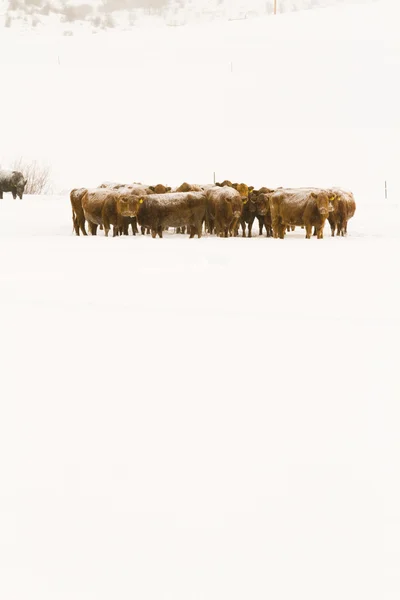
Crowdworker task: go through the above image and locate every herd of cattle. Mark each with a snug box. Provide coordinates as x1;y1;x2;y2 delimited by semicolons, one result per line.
0;169;356;239
70;180;356;239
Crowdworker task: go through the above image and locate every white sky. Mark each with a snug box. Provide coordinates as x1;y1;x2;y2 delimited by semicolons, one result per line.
0;0;399;197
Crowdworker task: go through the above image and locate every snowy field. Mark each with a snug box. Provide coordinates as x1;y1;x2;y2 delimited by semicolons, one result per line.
0;193;399;599
1;0;400;598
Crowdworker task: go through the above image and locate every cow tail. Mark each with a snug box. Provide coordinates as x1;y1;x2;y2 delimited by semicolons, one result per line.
71;206;76;235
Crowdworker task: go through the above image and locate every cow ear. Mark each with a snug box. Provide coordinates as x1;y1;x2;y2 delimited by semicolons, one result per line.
249;186;254;192
215;182;221;187
166;187;171;192
149;186;155;192
232;183;238;189
311;192;317;198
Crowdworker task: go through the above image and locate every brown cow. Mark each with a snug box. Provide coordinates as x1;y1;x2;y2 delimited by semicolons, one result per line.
215;180;233;188
215;181;254;235
269;189;333;239
175;182;214;193
98;181;126;189
206;186;243;237
82;188;141;237
99;183;154;234
149;184;172;194
240;191;257;237
328;188;356;236
250;189;274;237
137;191;207;239
70;188;88;236
99;182;153;195
176;182;203;193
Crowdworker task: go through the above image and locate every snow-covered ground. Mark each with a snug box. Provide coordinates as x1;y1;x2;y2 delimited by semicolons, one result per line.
1;0;400;597
0;194;399;599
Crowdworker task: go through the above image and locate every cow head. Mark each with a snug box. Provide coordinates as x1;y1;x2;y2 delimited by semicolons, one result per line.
255;192;270;216
311;191;332;216
232;183;253;203
216;180;233;188
17;177;27;198
246;190;258;213
327;191;338;212
150;184;171;194
116;192;141;217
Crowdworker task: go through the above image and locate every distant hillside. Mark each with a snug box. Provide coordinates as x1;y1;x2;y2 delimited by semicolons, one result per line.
1;0;374;32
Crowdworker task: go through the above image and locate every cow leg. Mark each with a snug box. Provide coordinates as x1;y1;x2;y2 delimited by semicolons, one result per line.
12;191;17;200
151;228;157;238
78;216;87;235
305;224;313;239
0;191;3;200
248;215;255;238
317;227;324;239
72;213;80;236
157;225;163;238
271;213;280;239
90;223;98;236
312;227;317;236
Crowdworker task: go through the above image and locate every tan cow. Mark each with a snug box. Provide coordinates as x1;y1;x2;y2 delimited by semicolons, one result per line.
269;188;333;239
328;188;356;236
206;186;243;237
250;188;275;237
137;192;207;239
82;188;141;237
70;188;88;236
149;184;172;194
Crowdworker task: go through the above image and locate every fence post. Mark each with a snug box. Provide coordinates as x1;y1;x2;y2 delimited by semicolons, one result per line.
213;172;216;184
385;180;387;199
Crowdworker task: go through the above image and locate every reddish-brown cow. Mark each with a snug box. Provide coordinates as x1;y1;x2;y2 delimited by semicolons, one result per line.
328;188;356;236
206;186;243;237
137;192;207;239
269;188;333;239
82;188;141;237
70;187;88;236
